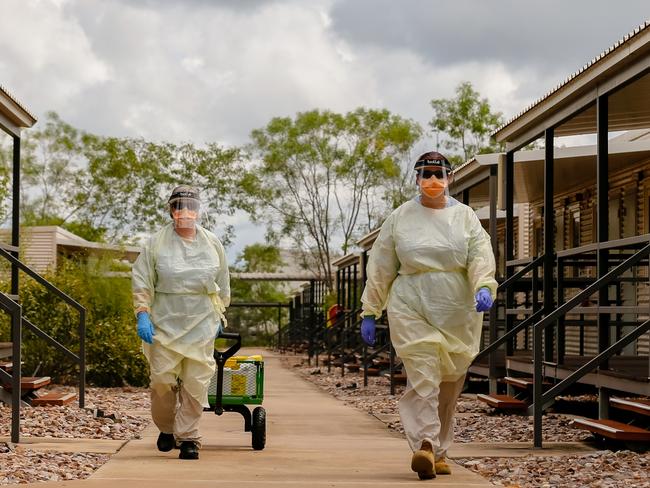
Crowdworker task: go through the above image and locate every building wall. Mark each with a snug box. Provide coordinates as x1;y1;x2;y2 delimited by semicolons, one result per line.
0;227;57;274
523;156;650;356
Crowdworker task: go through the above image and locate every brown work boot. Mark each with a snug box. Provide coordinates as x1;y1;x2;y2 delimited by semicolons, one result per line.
411;440;436;480
435;457;451;475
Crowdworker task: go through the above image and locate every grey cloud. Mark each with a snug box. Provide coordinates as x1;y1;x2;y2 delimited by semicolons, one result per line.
112;0;287;11
330;0;650;74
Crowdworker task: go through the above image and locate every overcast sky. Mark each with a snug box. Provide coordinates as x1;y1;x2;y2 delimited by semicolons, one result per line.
1;0;649;258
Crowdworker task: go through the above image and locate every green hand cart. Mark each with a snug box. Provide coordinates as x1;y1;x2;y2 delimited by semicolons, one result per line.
207;332;266;450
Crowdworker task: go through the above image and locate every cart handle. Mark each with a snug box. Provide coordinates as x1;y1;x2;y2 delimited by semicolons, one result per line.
214;331;242;362
213;331;242;415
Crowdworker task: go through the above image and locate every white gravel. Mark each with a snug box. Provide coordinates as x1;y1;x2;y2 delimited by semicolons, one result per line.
456;451;650;488
0;386;151;485
0;386;150;440
0;445;109;485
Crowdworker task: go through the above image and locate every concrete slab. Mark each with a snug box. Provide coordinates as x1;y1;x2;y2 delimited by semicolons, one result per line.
1;436;126;454
19;349;491;487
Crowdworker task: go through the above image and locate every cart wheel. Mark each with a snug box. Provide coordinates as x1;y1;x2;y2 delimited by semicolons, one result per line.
252;406;266;450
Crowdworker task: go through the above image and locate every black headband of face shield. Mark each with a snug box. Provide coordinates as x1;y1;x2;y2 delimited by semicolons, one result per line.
169;190;199;201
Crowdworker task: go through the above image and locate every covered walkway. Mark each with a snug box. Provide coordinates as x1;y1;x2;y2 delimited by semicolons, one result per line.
19;350;489;487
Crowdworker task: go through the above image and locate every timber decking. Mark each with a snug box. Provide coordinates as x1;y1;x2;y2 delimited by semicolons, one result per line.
571;418;650;441
506;354;649;396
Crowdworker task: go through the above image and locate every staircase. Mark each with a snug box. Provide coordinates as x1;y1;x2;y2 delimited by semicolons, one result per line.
0;244;87;444
571;397;650;443
0;354;77;407
477;376;552;412
477;374;650;447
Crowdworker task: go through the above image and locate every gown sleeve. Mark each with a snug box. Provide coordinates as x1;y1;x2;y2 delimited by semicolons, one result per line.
361;212;400;318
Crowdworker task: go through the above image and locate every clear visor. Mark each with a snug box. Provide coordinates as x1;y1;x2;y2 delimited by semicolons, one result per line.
416;167;450;200
169;197;201;228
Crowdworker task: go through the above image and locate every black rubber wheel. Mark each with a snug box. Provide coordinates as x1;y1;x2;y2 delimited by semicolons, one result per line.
251;406;266;450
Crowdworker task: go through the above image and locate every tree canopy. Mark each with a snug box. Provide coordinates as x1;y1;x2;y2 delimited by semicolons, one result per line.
12;112;241;244
429;81;504;166
238;108;422;290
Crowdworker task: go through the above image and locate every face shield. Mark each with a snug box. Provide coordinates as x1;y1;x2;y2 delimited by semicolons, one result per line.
169;196;201;229
417;167;450;200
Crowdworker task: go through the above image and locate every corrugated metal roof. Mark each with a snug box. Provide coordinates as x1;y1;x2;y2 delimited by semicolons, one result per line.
494;20;650;137
0;84;37;123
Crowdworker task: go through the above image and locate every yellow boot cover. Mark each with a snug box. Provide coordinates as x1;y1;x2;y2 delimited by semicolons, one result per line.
411;441;435;480
434;458;451;475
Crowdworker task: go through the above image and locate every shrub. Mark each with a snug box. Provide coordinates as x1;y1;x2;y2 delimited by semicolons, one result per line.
0;258;149;386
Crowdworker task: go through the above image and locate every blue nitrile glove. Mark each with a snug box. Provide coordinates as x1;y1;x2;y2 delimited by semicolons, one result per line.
215;321;222;340
475;288;494;312
360;316;376;346
137;312;155;344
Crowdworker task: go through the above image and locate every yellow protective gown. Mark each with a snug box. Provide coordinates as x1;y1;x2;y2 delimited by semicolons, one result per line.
132;223;230;406
361;198;497;397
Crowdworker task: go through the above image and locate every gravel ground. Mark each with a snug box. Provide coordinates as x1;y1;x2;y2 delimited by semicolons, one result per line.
287;356;650;487
0;444;109;485
0;386;150;485
456;451;650;488
0;386;150;440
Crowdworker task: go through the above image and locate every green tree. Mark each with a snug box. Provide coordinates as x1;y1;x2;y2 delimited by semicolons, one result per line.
429;82;504;166
227;244;288;344
17;112;241;244
239;108;421;290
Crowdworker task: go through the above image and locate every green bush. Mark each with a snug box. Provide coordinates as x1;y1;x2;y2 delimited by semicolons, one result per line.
0;258;149;386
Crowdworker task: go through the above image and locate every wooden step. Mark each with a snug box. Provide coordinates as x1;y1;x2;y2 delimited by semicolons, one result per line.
0;361;12;372
571;418;650;441
344;363;360;372
503;376;552;390
2;376;51;391
383;372;407;385
31;392;76;406
477;393;528;410
610;398;650;417
366;367;380;377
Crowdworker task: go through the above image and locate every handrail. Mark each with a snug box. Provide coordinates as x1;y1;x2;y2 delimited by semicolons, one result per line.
506;256;535;267
498;256;544;291
0;291;22;443
528;242;650;448
473;309;544;363
22;317;80;363
472;255;543;369
0;248;85;312
529;318;650;414
0;247;86;412
533;243;650;334
556;233;650;258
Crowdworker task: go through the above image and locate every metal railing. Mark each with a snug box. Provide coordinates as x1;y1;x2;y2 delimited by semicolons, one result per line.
473;256;545;365
528;242;650;447
0;247;86;443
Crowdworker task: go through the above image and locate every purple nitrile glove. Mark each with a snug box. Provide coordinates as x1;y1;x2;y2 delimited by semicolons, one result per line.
137;311;155;344
360;316;376;346
475;288;494;312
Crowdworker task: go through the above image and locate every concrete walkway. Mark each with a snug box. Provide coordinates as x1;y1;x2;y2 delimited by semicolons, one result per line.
20;349;491;487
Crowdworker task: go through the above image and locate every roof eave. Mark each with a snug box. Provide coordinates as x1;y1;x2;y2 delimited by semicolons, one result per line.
493;21;650;147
